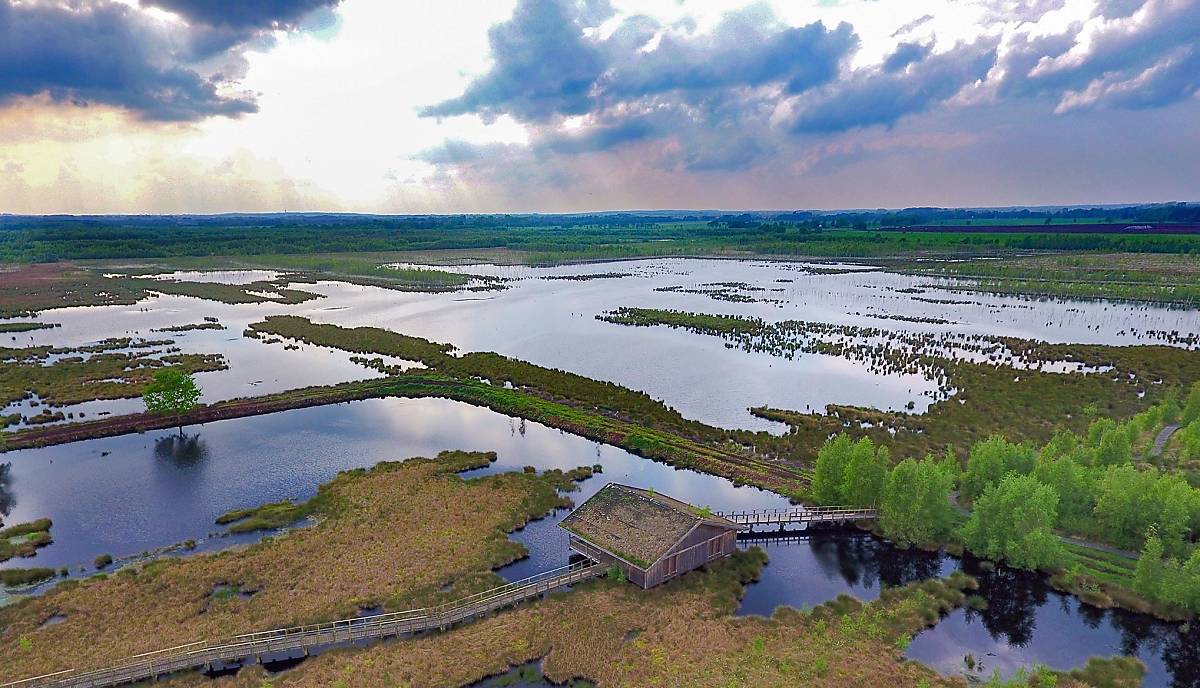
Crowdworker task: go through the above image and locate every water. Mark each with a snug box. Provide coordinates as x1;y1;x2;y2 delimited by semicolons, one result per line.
0;399;1194;686
4;260;1200;684
735;530;957;616
0;293;405;426
906;561;1199;688
7;258;1197;434
0;398;651;570
467;661;592;688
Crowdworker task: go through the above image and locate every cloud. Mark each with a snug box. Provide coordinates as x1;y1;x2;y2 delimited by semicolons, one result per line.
883;42;933;72
540;116;658;154
421;0;856;123
1003;0;1200;111
407;0;1200;204
790;39;998;134
415;140;526;165
419;0;611;121
600;9;857;101
1055;44;1200;111
0;0;340;122
419;0;858;175
144;0;339;30
0;1;258;121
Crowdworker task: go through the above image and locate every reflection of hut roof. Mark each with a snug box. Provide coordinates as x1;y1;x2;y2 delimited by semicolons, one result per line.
559;483;742;568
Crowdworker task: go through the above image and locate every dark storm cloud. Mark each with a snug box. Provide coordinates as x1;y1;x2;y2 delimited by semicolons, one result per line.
141;0;342;57
143;0;339;30
0;0;338;121
0;0;256;121
882;42;932;73
419;0;611;121
420;0;856;122
790;40;998;134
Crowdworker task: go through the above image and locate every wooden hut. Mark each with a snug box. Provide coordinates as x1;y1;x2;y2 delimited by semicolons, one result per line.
559;483;745;589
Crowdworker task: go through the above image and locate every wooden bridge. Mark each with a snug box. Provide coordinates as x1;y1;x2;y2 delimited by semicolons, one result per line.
717;505;878;529
1;560;602;688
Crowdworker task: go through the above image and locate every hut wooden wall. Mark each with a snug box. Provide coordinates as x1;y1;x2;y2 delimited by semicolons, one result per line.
569;525;739;589
643;524;738;589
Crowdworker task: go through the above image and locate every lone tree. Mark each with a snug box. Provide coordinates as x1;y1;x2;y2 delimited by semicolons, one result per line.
143;369;201;435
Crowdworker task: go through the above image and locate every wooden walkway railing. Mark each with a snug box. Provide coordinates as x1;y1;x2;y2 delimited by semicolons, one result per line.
718;505;877;527
2;560;602;688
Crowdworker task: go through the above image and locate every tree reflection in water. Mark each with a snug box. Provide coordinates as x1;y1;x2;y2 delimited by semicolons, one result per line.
0;462;14;519
153;434;209;466
806;530;945;591
964;563;1047;647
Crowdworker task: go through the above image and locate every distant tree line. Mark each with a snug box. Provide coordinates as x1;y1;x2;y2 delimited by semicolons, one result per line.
3;202;1199;263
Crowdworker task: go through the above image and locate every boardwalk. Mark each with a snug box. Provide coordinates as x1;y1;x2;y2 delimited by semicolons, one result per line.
2;561;602;688
1151;424;1181;457
717;505;877;528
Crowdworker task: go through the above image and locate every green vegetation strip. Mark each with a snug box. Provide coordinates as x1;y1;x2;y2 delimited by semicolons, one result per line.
3;371;805;497
246;316;807;494
811;386;1200;619
903;253;1200;306
0;322;56;333
0;338;226;409
6;212;1200;266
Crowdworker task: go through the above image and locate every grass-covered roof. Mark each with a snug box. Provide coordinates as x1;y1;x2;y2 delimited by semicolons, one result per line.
559;483;740;569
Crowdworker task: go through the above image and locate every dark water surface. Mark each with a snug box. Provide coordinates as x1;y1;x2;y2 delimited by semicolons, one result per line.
1;399;1195;686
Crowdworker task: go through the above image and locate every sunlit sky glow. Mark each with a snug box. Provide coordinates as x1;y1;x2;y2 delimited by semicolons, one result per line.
1;0;1198;213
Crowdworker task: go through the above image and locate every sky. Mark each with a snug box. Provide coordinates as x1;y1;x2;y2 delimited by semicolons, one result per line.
0;0;1198;214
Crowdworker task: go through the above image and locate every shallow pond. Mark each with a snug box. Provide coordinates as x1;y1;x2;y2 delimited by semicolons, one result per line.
0;399;1194;686
466;661;592;688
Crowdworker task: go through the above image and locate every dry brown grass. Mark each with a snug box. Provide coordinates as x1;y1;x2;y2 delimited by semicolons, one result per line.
0;451;582;679
160;554;988;688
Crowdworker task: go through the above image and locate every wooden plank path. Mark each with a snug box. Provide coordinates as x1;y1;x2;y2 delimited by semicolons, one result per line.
718;505;878;527
2;560;602;688
1151;423;1181;457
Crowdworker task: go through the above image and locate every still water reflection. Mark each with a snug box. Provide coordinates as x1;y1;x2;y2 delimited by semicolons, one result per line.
7;259;1198;434
0;399;1194;686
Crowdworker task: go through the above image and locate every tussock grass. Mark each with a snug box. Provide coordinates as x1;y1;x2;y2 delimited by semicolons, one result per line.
125;278;320;305
215;500;311;534
0;518;53;562
0;568;54;587
0;264;146;318
907;253;1200;306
